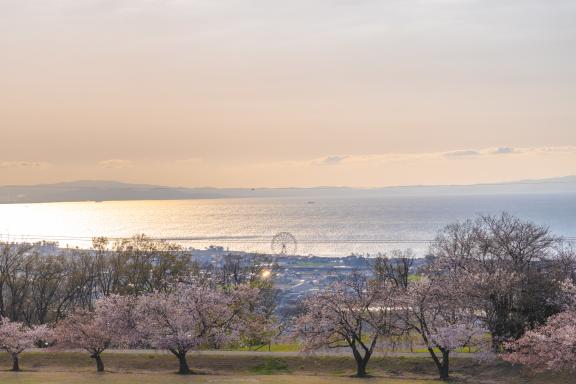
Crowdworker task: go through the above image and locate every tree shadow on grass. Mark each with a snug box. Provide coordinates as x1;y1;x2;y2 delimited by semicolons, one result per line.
249;358;290;375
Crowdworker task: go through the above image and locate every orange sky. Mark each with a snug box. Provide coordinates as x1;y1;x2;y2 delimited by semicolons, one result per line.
1;0;575;187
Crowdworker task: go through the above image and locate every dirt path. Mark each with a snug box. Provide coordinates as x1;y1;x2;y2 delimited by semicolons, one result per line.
28;348;476;358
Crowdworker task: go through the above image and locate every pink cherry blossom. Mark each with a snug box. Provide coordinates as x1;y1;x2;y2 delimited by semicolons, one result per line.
504;310;576;372
53;294;135;372
0;317;50;371
398;276;489;380
136;283;259;374
294;273;400;377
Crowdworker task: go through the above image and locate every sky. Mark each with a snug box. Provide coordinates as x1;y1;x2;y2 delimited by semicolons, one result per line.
1;0;575;188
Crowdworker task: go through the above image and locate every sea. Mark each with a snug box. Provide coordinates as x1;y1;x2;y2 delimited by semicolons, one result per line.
0;194;574;257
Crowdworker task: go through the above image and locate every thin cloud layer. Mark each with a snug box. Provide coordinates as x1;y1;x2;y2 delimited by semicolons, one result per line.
0;161;50;168
443;150;481;158
313;155;350;166
1;146;575;188
308;146;576;166
98;159;134;169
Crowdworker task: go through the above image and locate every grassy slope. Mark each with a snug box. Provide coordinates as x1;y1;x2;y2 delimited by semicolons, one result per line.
0;372;439;384
0;352;571;384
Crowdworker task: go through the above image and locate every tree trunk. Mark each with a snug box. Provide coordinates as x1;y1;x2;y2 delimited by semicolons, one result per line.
351;344;371;378
177;352;191;375
11;353;20;372
356;358;368;378
91;353;104;372
427;347;450;381
491;334;501;353
439;350;450;381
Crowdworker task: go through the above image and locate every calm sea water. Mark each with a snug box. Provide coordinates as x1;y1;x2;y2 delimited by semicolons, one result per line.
0;194;574;257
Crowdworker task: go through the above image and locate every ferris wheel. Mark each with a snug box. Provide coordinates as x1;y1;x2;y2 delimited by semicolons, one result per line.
271;232;297;255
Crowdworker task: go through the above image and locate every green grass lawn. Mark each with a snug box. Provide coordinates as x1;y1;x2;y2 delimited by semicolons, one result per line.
0;351;571;384
230;342;460;354
231;343;301;352
0;372;440;384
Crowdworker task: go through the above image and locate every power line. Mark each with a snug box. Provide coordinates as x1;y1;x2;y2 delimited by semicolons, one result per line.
0;234;434;244
1;233;575;244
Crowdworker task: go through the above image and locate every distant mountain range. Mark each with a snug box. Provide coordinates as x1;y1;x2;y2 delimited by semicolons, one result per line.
1;176;575;204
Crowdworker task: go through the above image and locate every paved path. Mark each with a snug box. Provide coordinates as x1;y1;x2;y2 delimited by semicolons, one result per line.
29;348;476;358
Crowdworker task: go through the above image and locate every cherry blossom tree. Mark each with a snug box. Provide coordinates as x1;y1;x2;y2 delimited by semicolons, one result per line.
431;213;569;352
294;273;399;377
503;279;576;372
0;317;50;371
136;283;258;374
238;306;279;351
54;294;136;372
399;276;488;380
503;310;576;372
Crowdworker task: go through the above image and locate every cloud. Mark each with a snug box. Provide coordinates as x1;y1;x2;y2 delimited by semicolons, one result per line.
489;146;516;155
443;149;481;158
312;155;350;166
246;146;576;178
309;146;576;166
98;159;134;169
0;161;50;168
442;146;522;158
442;146;576;159
525;146;576;154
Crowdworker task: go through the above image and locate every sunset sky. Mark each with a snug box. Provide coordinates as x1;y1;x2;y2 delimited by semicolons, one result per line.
1;0;575;188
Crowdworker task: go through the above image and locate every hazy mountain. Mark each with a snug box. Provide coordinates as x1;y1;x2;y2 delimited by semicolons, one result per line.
0;176;575;204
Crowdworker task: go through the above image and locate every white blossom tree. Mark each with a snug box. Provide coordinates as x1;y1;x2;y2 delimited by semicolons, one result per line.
503;279;576;372
0;317;50;371
399;276;488;380
54;294;136;372
503;310;576;372
430;213;568;352
136;283;258;374
294;273;400;377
